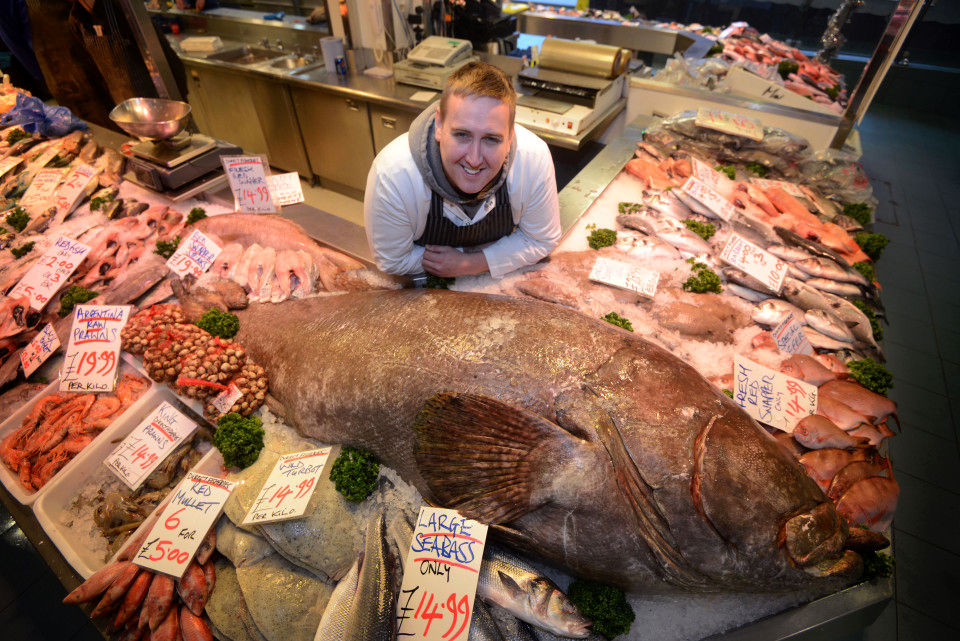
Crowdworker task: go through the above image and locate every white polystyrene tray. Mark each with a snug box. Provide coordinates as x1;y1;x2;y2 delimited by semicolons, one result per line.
34;392;225;579
0;354;156;505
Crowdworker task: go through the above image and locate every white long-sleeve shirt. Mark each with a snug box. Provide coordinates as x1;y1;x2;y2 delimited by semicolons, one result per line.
363;123;561;279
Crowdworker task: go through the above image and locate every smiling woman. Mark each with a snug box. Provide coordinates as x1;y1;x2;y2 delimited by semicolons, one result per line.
363;61;561;280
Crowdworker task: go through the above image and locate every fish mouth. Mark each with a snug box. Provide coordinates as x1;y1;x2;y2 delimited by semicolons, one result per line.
780;502;847;568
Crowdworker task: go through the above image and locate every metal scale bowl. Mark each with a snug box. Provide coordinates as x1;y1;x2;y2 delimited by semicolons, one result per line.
109;98;239;198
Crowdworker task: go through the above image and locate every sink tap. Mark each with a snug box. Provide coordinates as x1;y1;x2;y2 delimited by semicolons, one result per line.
276;39;284;52
260;37;270;49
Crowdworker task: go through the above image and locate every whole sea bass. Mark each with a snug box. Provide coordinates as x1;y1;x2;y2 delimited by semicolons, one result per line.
234;290;860;592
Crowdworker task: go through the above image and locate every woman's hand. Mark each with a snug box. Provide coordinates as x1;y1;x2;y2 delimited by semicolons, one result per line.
422;245;488;277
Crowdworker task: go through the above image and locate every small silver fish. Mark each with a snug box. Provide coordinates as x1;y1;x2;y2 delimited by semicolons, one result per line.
722;267;777;296
805;277;864;297
727;282;770;303
767;244;814;263
673;189;718;219
794;257;868;286
803;326;862;353
478;547;591;638
343;513;394;641
314;556;361;641
469;599;507;641
781;277;836;314
804;309;855;343
752;299;805;327
818;291;883;357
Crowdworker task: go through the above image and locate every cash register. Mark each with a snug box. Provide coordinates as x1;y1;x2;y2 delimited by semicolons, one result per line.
395;36;479;90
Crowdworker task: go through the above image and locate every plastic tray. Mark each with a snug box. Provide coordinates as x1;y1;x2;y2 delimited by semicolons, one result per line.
34;390;225;579
0;355;156;505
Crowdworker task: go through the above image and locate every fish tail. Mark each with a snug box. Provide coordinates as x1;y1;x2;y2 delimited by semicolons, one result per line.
413;392;570;525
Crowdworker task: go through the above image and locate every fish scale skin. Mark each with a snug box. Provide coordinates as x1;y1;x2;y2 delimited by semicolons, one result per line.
234;290;856;593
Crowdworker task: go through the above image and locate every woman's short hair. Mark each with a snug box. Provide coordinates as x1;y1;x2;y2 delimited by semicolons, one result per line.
439;61;516;123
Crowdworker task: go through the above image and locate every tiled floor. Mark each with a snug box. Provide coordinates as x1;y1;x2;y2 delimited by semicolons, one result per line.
1;103;957;639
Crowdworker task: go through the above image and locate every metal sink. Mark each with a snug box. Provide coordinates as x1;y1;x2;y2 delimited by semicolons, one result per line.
270;55;319;70
206;46;282;65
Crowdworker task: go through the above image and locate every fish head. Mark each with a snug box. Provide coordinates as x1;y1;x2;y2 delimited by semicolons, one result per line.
504;573;592;637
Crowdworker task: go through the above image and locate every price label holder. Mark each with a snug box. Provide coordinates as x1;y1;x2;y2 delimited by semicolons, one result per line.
166;229;222;279
53;162;99;217
104;401;198;490
694;107;764;142
241;447;333;525
720;233;788;294
19;167;65;215
20;323;60;377
732;355;817;432
589;256;659;298
59;304;130;393
222;155;276;214
751;177;806;199
266;172;305;206
681;177;736;222
396;507;488;641
773;314;814;355
134;473;236;578
211;384;242;415
9;236;91;310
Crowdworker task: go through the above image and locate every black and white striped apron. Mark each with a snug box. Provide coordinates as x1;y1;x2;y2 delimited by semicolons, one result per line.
413;182;515;247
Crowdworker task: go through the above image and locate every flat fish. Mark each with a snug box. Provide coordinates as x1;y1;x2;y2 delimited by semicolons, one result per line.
205;558;268;641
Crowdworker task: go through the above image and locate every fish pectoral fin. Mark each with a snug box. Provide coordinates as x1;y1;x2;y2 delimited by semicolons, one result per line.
495;570;526;601
413;392;585;525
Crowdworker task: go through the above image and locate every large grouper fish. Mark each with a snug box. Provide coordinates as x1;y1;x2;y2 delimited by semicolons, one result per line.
234;289;861;593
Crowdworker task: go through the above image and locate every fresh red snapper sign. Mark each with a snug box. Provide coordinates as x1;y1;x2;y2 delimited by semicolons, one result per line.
396;507;488;641
134;472;235;578
720;233;788;294
105;401;198;491
733;355;817;432
59;305;130;393
222;155;276;214
241;447;332;525
9;236;91;310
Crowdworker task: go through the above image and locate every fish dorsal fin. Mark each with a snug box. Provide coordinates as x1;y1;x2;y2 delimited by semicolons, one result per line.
413;392;586;525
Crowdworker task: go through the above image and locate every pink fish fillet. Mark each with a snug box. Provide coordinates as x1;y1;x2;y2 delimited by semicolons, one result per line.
229;243;261;289
291;250;316;298
210;243;244;280
248;246;277;301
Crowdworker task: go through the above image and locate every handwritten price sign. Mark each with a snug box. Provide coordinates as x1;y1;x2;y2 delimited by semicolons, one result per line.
134;472;235;578
19;167;64;216
53;162;98;217
733;355;817;432
682;177;736;222
166;229;222;279
589;256;659;299
9;236;91;311
60;305;130;393
695;107;764;142
241;447;332;525
773;313;814;355
720;233;788;294
222;155;276;214
105;402;198;490
266;172;305;206
396;507;487;641
20;323;60;377
690;157;727;191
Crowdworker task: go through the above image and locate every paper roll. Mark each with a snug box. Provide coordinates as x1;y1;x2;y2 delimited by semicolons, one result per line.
320;37;345;74
538;38;623;79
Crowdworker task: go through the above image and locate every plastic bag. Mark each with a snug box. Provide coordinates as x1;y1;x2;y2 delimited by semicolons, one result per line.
0;93;87;137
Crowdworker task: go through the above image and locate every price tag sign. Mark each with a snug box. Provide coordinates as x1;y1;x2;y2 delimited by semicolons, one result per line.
773;314;814;355
396;507;488;641
222;155;276;214
59;305;130;393
105;402;198;490
589;256;659;298
212;384;242;415
241;448;332;525
0;156;21;179
751;177;806;199
9;236;91;310
19;167;64;215
733;355;817;432
682;177;736;221
166;229;222;279
266;172;305;206
695;107;764;142
52;162;98;217
134;472;235;578
690;157;726;190
20;323;60;377
720;233;788;294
